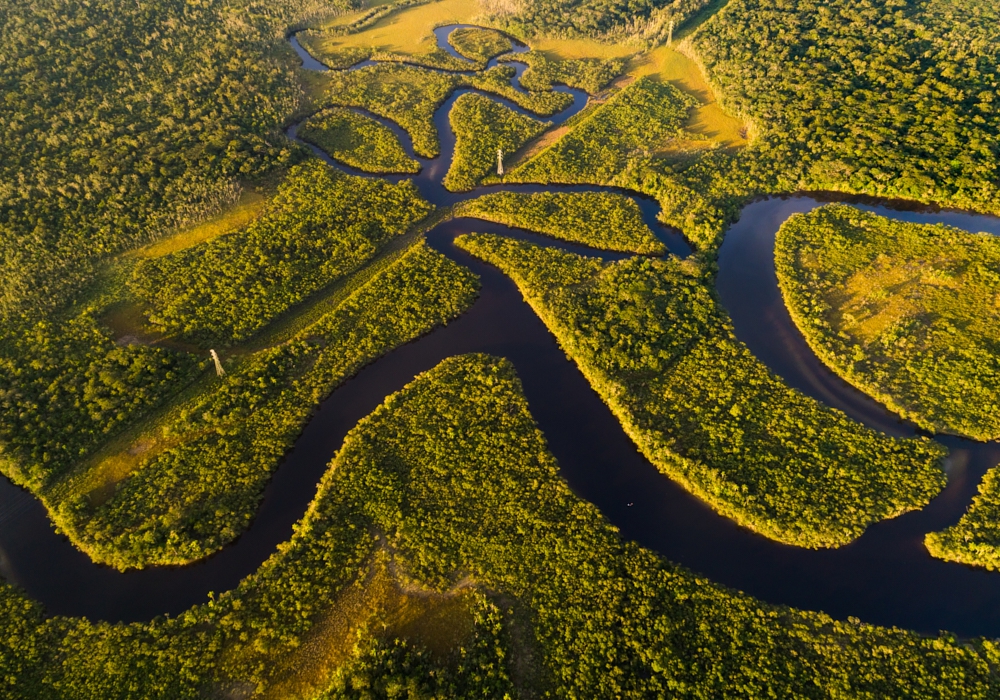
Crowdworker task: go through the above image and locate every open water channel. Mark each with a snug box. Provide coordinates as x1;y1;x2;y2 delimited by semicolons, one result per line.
2;26;1000;639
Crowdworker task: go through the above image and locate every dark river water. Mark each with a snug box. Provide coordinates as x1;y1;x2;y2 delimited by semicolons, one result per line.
3;26;1000;638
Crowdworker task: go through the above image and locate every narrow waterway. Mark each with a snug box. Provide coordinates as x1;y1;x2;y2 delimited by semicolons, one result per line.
3;26;1000;640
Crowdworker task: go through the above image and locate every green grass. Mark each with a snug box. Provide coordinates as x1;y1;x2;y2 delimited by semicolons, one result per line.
298;108;420;174
443;93;548;192
775;205;1000;441
457;191;665;254
2;354;994;699
457;232;947;548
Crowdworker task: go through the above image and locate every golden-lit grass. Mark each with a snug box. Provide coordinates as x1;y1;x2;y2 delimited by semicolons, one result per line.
259;556;476;700
314;0;480;59
134;189;268;259
628;44;746;148
528;36;641;61
829;253;963;345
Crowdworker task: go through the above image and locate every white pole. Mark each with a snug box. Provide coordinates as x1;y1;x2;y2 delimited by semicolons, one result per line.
668;19;674;46
210;349;225;377
497;148;504;177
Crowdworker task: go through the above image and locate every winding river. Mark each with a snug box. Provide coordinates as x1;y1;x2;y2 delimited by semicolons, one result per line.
3;26;1000;639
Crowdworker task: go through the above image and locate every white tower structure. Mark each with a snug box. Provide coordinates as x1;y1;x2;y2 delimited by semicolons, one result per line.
497;148;504;177
210;349;225;377
668;19;675;46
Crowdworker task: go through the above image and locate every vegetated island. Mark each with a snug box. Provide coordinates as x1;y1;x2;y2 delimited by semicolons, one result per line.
297;108;421;174
457;190;666;254
1;354;994;699
775;204;1000;441
456;232;947;548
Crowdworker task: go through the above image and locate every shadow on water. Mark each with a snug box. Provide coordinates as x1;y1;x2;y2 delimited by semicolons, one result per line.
5;27;1000;639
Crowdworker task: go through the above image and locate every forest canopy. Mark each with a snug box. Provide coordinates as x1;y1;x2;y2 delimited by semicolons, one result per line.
0;0;352;321
775;205;1000;441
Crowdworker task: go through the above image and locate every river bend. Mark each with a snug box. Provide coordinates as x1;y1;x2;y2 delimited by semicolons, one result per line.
2;26;1000;639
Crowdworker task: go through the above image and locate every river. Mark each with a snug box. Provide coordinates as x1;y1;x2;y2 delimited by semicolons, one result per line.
2;25;1000;639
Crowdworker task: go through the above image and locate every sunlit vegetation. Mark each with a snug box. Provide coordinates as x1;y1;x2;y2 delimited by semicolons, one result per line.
444;94;547;192
511;77;697;184
776;205;1000;441
690;0;1000;214
58;242;478;570
129;160;432;344
926;467;1000;572
316;63;570;159
298;107;420;174
626;43;747;148
297;0;483;71
457;233;947;548
132;186;271;260
1;354;993;699
448;26;512;63
504;50;625;94
318;64;458;158
0;318;201;491
0;0;345;321
487;0;717;40
457;191;665;253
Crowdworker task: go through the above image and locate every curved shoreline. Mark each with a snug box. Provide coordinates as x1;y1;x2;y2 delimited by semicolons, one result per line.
4;26;1000;640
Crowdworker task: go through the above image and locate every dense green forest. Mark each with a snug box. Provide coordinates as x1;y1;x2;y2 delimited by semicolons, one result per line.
129;161;431;344
448;27;512;63
503;51;626;94
5;0;1000;694
58;242;478;570
775;205;1000;441
457;191;665;253
298;108;420;174
317;63;570;160
685;0;1000;220
927;466;1000;572
444;94;547;191
488;0;718;41
458;233;947;548
511;77;697;185
2;355;995;699
0;0;352;322
0;319;201;491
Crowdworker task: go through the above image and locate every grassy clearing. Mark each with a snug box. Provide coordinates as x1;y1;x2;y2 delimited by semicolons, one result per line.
457;233;947;548
627;43;747;148
527;36;641;61
257;555;476;700
301;0;481;70
775;205;1000;441
133;188;270;260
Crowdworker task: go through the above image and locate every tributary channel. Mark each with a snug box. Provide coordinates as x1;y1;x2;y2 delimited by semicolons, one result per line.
2;26;1000;639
